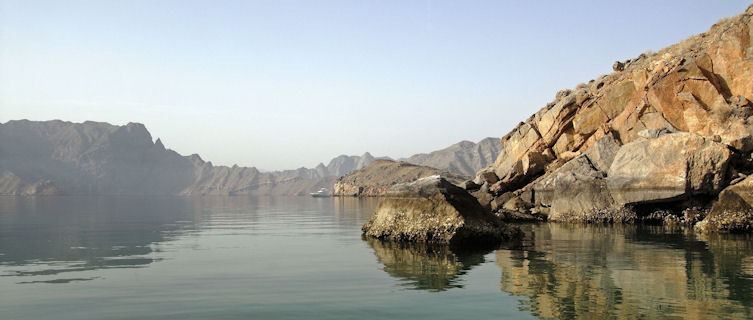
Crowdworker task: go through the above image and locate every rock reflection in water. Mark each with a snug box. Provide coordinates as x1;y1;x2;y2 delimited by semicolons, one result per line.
497;223;753;320
364;237;491;291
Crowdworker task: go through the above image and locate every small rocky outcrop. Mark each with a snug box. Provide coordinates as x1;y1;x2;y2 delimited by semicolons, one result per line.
362;176;520;245
334;160;468;197
0;171;61;195
696;175;753;233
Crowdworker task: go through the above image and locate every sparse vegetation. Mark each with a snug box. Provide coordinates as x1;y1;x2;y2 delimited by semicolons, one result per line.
715;16;734;27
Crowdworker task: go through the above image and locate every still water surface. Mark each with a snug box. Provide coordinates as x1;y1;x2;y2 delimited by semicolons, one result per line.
1;196;752;319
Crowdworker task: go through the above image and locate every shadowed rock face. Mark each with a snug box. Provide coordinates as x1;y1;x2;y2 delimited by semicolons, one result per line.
361;176;520;245
698;175;753;233
472;6;753;230
534;155;615;222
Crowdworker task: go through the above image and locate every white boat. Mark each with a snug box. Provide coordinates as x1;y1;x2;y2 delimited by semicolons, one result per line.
310;188;330;198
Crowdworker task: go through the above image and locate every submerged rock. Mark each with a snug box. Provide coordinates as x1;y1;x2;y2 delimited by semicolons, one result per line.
361;176;519;245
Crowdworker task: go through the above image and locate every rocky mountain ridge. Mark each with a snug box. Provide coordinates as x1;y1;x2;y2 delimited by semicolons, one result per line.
0;120;499;196
0;120;337;196
404;137;501;176
467;5;753;233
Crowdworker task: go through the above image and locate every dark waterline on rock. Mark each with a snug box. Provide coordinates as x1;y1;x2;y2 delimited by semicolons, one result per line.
1;196;752;319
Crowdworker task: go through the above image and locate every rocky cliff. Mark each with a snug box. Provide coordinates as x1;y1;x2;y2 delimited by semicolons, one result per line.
333;160;468;196
469;5;753;232
0;120;336;196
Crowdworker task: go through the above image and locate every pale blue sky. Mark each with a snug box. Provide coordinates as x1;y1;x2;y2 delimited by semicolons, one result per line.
1;1;750;170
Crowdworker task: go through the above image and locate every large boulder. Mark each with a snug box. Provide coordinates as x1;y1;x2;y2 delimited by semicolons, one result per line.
362;175;519;245
534;156;615;221
607;132;731;204
696;175;753;233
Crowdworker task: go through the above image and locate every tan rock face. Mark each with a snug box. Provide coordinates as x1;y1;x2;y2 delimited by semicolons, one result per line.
489;8;753;182
473;167;499;185
478;6;753;229
333;182;367;197
607;132;730;205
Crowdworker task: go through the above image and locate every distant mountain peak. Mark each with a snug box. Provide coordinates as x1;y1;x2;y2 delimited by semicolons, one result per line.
403;137;502;175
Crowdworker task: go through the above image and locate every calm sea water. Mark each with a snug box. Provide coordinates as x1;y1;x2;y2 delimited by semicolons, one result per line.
1;196;752;319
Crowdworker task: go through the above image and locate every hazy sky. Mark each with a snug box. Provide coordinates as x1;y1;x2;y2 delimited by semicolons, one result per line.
1;1;750;170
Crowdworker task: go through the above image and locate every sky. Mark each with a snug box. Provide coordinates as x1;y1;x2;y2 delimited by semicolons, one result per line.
1;0;751;170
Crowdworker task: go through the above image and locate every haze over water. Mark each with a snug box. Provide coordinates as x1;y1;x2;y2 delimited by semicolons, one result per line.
1;196;751;319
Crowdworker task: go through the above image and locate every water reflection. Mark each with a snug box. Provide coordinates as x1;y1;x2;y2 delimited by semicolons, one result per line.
364;237;491;291
0;196;202;281
0;195;379;285
497;223;753;319
332;196;380;226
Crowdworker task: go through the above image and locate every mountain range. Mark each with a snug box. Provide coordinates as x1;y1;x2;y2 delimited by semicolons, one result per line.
0;119;500;195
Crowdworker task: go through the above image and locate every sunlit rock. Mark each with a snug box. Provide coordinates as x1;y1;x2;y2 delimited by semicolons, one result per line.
362;176;520;245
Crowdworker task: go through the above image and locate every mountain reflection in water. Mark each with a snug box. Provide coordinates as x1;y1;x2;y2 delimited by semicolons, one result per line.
0;196;202;281
496;223;753;320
